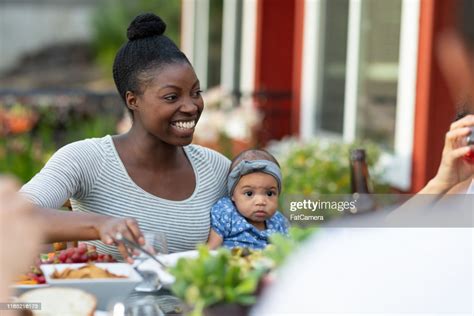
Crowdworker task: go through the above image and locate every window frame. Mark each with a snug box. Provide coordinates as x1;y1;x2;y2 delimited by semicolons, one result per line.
181;0;255;94
300;0;420;190
181;0;210;89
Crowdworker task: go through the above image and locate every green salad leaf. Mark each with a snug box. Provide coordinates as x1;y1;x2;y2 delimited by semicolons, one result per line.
169;227;317;316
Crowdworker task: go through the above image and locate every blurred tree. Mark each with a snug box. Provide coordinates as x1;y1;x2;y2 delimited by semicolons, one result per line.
90;0;181;80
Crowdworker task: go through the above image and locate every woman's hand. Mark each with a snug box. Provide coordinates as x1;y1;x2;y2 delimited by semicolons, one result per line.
96;216;145;263
426;114;474;193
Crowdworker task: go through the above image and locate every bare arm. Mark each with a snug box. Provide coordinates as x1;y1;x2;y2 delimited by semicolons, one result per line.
36;207;144;263
207;229;223;250
387;116;474;221
38;207;106;242
419;115;474;195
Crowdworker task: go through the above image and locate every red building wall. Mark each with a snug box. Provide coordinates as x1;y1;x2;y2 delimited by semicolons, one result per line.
411;0;457;192
253;0;296;144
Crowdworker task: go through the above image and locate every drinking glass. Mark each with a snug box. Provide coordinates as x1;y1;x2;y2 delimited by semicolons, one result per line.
143;231;168;255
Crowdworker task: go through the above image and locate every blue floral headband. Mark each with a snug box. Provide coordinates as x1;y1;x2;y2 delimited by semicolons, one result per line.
227;160;282;196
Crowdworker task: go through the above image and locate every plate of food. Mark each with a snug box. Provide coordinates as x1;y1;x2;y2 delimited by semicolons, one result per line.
12;244;116;295
12;264;49;295
137;250;205;288
40;263;142;310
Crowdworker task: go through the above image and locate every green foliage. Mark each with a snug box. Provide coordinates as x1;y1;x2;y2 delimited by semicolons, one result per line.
263;226;317;267
64;113;117;143
169;245;266;316
0;135;51;184
90;0;181;77
169;227;316;315
267;138;391;197
0;103;119;183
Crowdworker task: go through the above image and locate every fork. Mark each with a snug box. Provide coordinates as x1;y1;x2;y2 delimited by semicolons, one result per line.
115;232;167;269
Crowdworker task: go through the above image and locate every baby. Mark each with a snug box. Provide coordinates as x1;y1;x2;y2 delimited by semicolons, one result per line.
208;149;289;250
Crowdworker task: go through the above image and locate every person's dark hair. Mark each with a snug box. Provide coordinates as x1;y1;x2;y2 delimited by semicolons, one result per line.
454;100;471;121
113;13;190;114
455;0;474;119
459;0;474;48
230;149;281;171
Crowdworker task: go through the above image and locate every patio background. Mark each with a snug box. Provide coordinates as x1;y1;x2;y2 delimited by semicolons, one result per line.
0;0;459;193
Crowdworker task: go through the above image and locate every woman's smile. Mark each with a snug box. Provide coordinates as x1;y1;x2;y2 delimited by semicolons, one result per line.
170;119;197;137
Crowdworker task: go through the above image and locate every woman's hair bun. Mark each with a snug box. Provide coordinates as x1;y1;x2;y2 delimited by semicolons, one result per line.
127;13;166;41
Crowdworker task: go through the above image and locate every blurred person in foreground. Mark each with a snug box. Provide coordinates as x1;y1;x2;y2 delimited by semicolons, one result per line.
252;0;473;315
0;176;43;304
416;4;474;195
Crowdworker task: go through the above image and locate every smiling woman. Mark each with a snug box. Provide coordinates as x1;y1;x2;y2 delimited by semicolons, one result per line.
128;63;203;147
19;13;230;261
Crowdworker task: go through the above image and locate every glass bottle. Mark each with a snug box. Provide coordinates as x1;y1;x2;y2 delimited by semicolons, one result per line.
350;149;376;213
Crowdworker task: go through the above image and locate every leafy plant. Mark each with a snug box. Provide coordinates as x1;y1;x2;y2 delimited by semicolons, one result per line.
169;245;266;316
0;101;120;183
267;137;391;197
169;227;316;316
0;135;51;184
263;226;317;267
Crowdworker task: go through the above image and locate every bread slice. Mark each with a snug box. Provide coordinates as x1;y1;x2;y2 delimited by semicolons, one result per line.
19;287;96;316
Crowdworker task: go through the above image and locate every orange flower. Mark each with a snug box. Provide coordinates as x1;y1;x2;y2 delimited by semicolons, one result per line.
8;116;32;134
4;108;38;134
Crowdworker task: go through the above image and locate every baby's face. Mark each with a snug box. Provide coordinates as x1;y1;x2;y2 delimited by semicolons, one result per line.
231;172;279;225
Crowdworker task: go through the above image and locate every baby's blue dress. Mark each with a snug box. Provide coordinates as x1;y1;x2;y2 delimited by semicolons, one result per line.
210;196;289;249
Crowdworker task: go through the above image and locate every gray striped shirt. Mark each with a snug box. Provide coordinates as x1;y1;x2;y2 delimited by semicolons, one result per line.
21;135;230;256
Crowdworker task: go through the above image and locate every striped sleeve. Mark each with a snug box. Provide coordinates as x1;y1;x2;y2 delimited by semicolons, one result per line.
196;145;231;197
20;139;105;209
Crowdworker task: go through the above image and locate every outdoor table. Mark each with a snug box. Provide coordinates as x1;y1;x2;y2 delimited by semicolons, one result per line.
28;285;252;315
123;288;185;315
123;289;251;316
